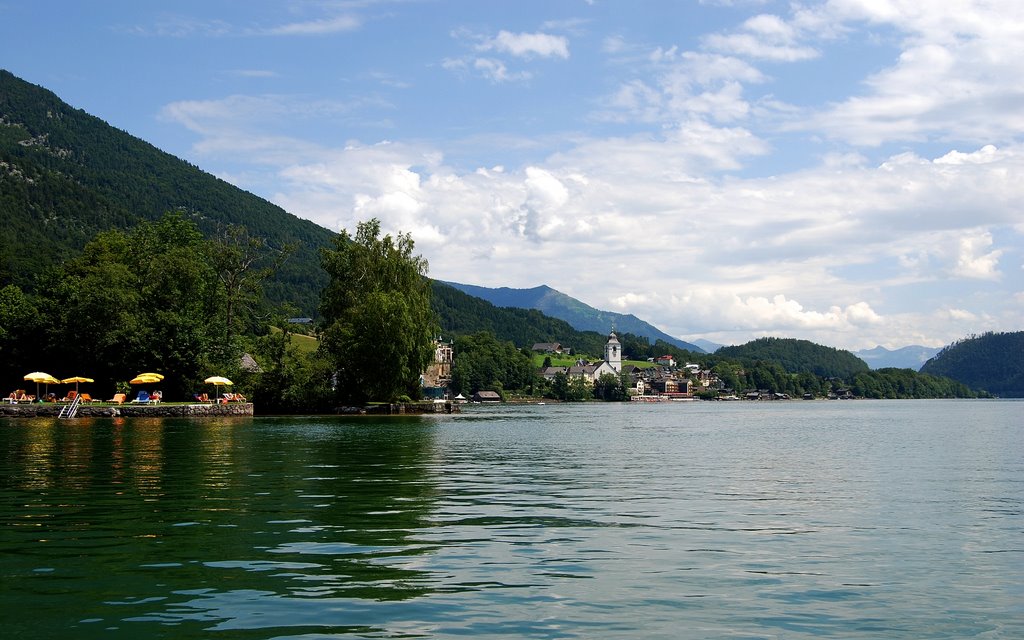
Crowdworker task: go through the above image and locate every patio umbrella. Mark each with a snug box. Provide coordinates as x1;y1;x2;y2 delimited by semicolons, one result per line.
137;372;165;381
24;372;60;400
130;373;163;384
204;376;233;401
61;376;94;395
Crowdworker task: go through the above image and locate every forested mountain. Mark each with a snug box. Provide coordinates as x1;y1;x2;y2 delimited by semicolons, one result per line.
443;281;705;353
716;337;869;380
432;281;609;355
920;331;1024;397
0;69;333;314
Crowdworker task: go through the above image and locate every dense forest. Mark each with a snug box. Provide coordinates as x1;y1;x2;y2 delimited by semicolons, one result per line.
920;331;1024;397
715;337;869;379
0;69;333;315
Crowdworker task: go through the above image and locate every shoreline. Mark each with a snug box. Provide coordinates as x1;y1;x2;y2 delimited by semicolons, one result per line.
0;402;254;418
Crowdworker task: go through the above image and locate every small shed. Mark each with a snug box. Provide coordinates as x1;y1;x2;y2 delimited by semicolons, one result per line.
472;391;502;403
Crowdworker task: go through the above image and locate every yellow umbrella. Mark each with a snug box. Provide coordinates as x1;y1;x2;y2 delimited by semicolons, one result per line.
204;376;233;401
24;372;60;400
130;375;162;385
137;372;165;381
61;376;95;395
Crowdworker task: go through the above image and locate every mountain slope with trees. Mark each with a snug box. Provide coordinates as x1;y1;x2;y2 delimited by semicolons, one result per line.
431;281;609;355
0;69;333;314
716;337;870;380
442;281;705;353
920;331;1024;397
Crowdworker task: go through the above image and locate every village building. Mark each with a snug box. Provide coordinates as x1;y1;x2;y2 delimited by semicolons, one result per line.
532;342;565;354
421;337;454;399
561;331;623;384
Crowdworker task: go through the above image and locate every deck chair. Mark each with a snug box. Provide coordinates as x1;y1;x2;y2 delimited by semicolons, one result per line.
60;390;78;403
150;390;162;403
231;392;246;403
79;393;94;403
131;390;150;404
4;391;17;404
108;393;126;405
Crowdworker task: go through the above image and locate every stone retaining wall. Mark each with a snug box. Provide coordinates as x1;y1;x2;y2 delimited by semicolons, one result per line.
0;403;253;418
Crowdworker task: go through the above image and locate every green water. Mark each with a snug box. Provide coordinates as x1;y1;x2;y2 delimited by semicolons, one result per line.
1;401;1021;638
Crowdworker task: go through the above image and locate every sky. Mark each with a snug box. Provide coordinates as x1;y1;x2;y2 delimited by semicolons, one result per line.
3;0;1023;351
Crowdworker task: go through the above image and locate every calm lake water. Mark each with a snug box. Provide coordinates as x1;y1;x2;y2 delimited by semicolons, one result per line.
1;400;1021;639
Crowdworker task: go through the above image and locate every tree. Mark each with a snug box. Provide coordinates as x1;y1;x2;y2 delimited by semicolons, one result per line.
35;213;225;399
449;331;536;396
250;312;334;413
211;224;295;347
549;371;569;400
0;284;44;381
319;219;438;404
593;372;627;401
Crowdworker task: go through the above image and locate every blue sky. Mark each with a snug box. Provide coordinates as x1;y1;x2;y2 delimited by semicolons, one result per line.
3;0;1023;350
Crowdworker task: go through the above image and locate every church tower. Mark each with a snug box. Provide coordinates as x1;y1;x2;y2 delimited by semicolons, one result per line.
604;331;621;372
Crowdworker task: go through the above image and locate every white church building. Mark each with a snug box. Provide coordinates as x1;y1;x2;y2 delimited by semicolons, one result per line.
565;331;622;383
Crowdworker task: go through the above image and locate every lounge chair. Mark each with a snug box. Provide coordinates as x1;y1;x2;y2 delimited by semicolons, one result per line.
60;390;78;403
150;390;162;403
4;391;18;404
131;391;150;404
79;393;94;403
196;393;212;403
230;392;246;403
108;393;126;405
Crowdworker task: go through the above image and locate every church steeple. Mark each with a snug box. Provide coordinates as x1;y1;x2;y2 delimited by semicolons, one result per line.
604;330;621;372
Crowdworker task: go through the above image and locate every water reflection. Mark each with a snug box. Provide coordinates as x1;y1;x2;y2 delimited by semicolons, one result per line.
1;403;1021;639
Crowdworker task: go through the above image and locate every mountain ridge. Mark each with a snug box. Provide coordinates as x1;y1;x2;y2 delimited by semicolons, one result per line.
442;281;705;353
854;345;941;370
0;68;335;314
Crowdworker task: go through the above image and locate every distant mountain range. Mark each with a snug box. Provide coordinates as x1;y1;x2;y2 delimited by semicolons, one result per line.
853;345;941;370
690;338;724;353
661;340;939;371
442;282;705;353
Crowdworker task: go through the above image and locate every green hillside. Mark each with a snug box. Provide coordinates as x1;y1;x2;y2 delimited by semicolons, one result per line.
716;337;869;380
0;69;333;314
920;331;1024;397
432;281;608;355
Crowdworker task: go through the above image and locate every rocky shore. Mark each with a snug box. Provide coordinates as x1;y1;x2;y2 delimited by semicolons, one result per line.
0;403;254;418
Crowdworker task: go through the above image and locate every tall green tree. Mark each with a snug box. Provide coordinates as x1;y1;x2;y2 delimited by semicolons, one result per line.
210;224;296;346
319;219;437;404
32;212;224;399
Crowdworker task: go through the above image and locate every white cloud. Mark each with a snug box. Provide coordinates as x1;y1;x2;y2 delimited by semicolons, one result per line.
473;57;531;83
795;1;1024;145
262;14;361;36
599;50;765;125
953;231;1003;280
703;13;819;61
478;30;570;59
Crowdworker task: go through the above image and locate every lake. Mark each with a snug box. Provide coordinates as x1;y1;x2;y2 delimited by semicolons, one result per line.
1;400;1021;638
